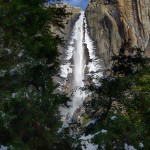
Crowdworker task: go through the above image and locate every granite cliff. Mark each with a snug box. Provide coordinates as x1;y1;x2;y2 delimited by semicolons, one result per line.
59;4;81;44
52;4;81;59
86;0;150;68
52;4;82;92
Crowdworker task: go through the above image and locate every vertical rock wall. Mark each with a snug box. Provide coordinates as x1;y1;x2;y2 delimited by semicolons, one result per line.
86;0;150;68
52;4;81;59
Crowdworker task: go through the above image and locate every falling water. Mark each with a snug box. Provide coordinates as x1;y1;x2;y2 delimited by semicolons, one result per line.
71;11;86;115
59;11;102;119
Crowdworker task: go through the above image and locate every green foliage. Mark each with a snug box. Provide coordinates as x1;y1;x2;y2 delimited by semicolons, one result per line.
81;114;90;127
83;41;150;149
111;40;148;76
0;0;71;149
90;112;149;149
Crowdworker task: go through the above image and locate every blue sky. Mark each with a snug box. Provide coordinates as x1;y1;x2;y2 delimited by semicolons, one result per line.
50;0;90;10
62;0;90;10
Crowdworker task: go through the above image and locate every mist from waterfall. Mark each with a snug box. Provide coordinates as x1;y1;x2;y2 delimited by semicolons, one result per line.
59;11;102;118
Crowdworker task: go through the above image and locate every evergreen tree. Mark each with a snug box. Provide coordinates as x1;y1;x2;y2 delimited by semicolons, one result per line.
82;41;150;149
0;0;70;149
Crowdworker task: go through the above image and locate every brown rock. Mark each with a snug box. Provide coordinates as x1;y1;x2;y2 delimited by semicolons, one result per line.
85;0;150;68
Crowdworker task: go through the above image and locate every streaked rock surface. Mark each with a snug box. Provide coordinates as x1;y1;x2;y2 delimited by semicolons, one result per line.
86;0;150;68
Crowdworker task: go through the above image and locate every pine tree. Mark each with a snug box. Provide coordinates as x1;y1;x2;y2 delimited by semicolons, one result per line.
82;41;150;149
0;0;70;149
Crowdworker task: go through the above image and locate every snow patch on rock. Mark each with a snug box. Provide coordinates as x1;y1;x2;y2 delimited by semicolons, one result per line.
101;129;107;134
111;116;117;120
80;132;100;150
0;145;7;150
124;143;137;150
139;142;144;148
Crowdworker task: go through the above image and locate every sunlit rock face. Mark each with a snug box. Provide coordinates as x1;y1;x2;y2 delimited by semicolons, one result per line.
86;0;150;68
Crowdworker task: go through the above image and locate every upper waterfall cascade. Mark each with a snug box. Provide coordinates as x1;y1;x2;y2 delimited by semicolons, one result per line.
59;11;102;118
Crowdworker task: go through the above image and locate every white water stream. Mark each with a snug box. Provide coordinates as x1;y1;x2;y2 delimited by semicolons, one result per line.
59;11;102;119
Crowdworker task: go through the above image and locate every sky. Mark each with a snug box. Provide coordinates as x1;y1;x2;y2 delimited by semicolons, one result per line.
62;0;90;10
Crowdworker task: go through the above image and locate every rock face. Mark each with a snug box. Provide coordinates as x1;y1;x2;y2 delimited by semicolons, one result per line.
64;5;82;42
86;0;150;68
52;4;82;58
52;4;82;93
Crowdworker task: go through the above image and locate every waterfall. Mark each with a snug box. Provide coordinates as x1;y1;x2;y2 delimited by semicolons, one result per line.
59;11;102;119
71;11;86;115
